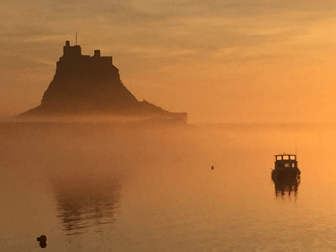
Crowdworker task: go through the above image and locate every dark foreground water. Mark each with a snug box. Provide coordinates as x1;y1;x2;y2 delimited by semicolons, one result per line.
1;121;336;252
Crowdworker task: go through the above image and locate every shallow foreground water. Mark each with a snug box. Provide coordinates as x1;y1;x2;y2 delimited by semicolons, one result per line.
1;122;336;252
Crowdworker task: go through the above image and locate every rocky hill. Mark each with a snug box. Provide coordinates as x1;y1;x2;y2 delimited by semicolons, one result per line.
20;41;187;122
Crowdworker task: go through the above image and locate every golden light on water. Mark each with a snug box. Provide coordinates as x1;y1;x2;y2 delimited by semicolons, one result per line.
3;1;336;250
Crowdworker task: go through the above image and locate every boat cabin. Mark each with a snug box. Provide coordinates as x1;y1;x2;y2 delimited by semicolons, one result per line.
274;154;298;170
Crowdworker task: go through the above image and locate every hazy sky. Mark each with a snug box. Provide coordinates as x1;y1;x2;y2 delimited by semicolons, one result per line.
2;0;336;123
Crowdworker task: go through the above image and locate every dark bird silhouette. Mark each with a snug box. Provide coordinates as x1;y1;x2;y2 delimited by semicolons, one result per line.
37;235;47;248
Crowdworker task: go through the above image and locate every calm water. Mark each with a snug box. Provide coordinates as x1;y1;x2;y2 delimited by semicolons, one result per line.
1;122;336;251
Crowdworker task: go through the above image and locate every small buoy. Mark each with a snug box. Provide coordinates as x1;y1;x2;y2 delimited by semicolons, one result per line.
211;166;214;170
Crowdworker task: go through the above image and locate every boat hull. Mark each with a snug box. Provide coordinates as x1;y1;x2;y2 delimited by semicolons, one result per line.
272;168;300;181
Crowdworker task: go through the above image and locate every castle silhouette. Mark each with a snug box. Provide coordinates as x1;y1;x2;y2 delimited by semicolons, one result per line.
20;41;187;122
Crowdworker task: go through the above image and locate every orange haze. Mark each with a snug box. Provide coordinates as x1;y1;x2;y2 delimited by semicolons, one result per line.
1;1;336;123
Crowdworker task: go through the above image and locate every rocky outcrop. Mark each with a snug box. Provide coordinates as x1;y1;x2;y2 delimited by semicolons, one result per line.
20;41;187;122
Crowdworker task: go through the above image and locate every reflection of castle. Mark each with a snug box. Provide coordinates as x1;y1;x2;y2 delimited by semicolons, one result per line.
52;176;121;236
20;41;187;122
272;177;300;198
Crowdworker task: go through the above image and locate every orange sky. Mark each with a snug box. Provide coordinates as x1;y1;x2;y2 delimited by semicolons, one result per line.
1;0;336;123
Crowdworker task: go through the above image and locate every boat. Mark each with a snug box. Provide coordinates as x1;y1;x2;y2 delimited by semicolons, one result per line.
271;153;301;181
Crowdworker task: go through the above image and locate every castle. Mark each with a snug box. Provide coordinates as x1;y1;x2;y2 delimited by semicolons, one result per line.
20;41;187;122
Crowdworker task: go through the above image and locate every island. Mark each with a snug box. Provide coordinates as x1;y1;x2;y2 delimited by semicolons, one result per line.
19;41;187;123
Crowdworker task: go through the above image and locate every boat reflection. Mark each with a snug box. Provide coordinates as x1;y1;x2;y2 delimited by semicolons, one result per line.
52;175;121;236
272;176;300;198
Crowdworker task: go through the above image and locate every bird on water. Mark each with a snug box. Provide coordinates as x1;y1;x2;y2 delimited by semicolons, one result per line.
37;235;47;248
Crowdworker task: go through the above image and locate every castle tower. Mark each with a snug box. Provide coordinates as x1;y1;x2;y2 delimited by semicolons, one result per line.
63;41;81;58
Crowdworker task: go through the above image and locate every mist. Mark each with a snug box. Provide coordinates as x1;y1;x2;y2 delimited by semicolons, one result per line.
3;121;336;251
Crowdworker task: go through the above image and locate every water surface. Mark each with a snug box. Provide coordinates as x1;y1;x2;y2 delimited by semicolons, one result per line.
1;122;336;251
